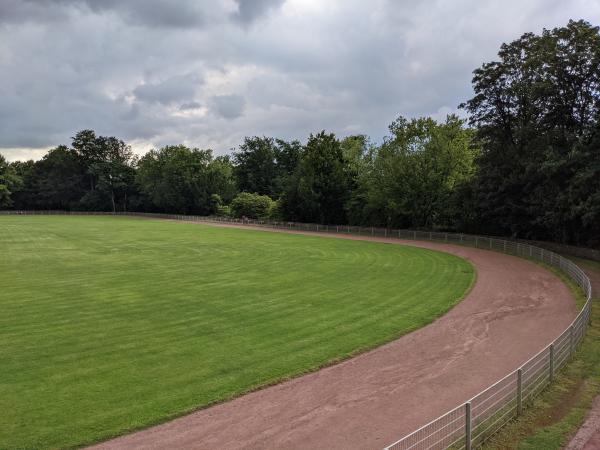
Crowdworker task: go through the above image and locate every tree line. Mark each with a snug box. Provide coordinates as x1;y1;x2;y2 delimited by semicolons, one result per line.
1;20;599;248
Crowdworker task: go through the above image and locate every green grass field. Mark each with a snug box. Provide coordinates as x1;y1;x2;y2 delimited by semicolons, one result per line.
0;215;475;449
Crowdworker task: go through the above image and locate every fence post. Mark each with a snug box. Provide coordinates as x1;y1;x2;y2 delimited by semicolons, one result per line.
465;402;472;450
517;368;523;416
475;236;478;247
549;345;555;382
570;325;574;356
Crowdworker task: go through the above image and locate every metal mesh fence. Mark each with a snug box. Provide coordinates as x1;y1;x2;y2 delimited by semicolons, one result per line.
0;210;593;449
388;404;467;450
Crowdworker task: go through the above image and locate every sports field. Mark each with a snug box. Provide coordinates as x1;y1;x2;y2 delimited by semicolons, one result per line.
0;216;475;449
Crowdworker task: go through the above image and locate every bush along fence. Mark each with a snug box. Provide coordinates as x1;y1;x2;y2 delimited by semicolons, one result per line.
1;210;593;449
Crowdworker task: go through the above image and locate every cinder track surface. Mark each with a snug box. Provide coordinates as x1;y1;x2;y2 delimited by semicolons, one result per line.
93;223;577;450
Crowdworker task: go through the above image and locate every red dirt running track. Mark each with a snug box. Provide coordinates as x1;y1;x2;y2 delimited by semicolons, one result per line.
92;224;577;450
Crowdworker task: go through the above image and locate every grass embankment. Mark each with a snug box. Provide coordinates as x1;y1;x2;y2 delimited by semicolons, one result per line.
483;257;600;450
0;215;474;449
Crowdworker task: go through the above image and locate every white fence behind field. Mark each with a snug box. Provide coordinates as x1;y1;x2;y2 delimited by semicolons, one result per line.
1;210;593;449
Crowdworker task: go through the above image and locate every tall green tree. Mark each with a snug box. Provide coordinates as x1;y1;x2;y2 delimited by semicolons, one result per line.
8;160;35;209
71;130;104;192
462;20;600;244
70;131;139;211
273;139;303;196
207;155;237;207
351;116;478;229
340;135;371;176
0;154;22;208
82;137;137;212
29;146;86;210
233;136;278;196
136;145;234;215
283;131;352;224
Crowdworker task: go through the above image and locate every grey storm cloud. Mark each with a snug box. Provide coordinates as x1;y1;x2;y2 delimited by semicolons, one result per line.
1;0;599;160
180;101;202;111
231;0;286;24
133;74;203;105
0;0;208;27
81;0;207;28
211;94;246;119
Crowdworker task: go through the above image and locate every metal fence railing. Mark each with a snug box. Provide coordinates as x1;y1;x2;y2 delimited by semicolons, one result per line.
0;211;593;449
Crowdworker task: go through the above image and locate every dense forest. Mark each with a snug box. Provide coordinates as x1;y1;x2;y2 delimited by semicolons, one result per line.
1;20;599;248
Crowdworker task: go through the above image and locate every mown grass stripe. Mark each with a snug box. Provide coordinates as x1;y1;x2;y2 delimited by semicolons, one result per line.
0;216;474;449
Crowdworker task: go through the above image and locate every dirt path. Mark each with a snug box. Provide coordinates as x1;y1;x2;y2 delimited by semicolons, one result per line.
564;263;600;450
91;224;577;450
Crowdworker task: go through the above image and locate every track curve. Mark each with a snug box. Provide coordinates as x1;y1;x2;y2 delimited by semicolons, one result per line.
92;224;577;450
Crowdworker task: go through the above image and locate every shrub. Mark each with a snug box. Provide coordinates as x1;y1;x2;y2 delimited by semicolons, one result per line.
230;192;275;219
216;204;231;217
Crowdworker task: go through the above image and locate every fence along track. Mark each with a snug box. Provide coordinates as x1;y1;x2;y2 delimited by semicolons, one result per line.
1;211;593;449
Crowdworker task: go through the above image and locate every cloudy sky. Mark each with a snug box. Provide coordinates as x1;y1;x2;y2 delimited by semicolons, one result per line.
2;0;600;161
